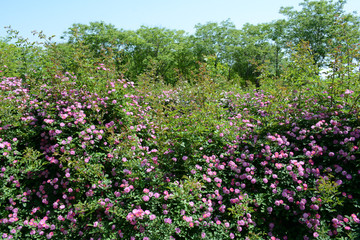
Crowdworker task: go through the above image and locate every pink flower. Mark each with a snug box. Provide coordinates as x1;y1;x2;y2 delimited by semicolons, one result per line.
46;232;54;239
142;196;150;202
344;89;354;94
164;218;172;224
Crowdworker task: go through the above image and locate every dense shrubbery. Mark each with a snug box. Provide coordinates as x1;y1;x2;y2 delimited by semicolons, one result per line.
1;49;360;239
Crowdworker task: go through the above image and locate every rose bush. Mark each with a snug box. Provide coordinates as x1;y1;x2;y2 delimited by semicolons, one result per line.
1;59;359;240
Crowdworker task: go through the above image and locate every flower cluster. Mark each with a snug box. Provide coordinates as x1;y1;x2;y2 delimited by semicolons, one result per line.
0;71;359;240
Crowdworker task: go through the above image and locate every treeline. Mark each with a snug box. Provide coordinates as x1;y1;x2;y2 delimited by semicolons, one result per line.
1;0;360;86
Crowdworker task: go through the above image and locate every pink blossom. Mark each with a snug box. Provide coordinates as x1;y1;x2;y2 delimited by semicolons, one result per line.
164;218;172;224
344;89;354;94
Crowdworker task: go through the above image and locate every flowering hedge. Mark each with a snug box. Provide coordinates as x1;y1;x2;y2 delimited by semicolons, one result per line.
0;66;359;240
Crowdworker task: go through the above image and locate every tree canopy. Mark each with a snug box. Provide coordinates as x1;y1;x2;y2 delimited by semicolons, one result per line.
1;0;359;86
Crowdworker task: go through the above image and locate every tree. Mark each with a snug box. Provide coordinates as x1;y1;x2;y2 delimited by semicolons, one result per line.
280;0;360;70
193;19;240;68
268;19;288;77
63;22;124;57
232;23;275;86
61;22;197;84
62;22;129;77
191;19;243;83
129;26;194;84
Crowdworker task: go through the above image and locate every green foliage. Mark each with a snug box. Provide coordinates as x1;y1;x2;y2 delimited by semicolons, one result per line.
1;1;360;239
314;175;344;210
280;0;360;68
227;194;255;220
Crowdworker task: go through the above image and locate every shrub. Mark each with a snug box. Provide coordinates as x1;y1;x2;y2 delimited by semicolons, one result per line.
0;30;359;240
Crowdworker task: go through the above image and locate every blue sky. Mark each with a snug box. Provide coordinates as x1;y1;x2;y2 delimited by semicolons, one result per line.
1;0;359;42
